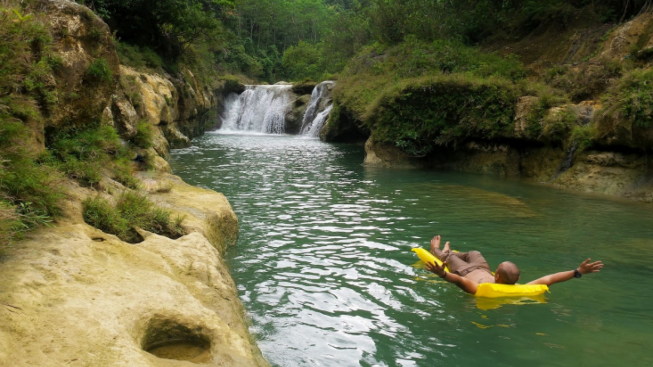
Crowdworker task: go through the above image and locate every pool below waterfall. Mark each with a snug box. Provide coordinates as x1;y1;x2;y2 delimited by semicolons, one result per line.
170;133;653;367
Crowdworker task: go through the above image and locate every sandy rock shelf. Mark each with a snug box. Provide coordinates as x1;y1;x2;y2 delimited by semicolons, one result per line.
0;174;268;367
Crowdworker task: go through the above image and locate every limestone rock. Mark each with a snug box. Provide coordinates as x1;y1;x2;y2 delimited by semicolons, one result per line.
286;94;311;134
599;12;653;60
101;105;114;126
291;81;317;95
585;152;640;168
164;125;191;149
513;96;539;138
40;0;120;128
0;173;267;367
320;103;369;143
363;137;424;169
121;67;176;126
430;141;522;177
112;96;139;138
152;126;171;159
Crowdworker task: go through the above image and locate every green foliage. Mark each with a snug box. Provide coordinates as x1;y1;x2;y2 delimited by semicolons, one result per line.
367;75;520;156
220;75;246;94
47;122;128;186
602;68;653;128
523;92;568;139
541;106;578;142
88;27;103;41
335;39;526;126
130;120;154;149
83;196;131;241
571;125;597;151
83;192;185;243
0;8;64;248
86;58;113;82
116;42;164;71
116;191;183;237
545;59;623;103
0;121;64;217
113;158;140;189
119;74;143;109
80;0;233;60
282;42;327;82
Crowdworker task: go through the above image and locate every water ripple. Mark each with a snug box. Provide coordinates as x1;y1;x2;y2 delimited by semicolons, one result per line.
171;133;653;367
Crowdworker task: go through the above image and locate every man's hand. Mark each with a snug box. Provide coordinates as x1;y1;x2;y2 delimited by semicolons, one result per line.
425;261;447;278
424;261;478;294
578;258;603;275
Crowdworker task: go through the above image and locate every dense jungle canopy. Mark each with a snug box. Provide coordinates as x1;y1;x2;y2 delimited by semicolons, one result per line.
76;0;653;82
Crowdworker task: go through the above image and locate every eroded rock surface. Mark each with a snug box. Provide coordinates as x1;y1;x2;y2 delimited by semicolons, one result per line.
41;0;120;129
0;173;268;367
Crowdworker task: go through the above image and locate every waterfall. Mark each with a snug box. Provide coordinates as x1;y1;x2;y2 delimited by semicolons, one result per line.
304;105;333;137
221;85;292;134
300;81;335;137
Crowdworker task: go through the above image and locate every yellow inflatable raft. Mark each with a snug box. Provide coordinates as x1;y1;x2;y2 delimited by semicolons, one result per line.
411;248;549;298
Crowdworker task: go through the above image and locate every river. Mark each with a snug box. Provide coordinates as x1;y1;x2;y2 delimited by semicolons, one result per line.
170;132;653;367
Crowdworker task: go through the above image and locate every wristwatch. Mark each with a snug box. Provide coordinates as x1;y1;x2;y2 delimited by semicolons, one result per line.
574;269;582;278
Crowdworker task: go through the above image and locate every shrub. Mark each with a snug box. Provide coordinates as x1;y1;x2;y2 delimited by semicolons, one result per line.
130;120;154;149
0;8;64;246
368;74;520;156
0;121;64;218
86;58;113;82
541;106;577;142
523;92;568;140
571;125;596;152
602;68;653;128
545;60;623;103
116;42;164;71
334;38;527;125
47;122;128;186
220;75;246;94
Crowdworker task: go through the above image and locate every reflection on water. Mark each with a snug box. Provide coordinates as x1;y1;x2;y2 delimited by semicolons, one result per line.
171;133;653;367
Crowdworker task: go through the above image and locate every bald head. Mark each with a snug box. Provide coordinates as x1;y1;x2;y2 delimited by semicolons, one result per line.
495;261;520;284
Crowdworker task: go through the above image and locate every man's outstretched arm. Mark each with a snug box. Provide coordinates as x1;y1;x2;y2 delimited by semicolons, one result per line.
527;259;603;287
425;261;478;294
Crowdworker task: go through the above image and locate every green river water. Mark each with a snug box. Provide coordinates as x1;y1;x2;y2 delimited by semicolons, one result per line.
170;133;653;367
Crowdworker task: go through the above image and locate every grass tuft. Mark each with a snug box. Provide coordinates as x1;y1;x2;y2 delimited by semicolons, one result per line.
82;192;185;243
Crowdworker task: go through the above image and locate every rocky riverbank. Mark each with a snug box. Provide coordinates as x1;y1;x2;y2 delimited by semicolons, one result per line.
322;11;653;203
0;173;268;366
0;1;267;365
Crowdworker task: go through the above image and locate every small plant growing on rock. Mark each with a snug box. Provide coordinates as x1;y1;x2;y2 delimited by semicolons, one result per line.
82;196;131;241
46;122;131;187
130;120;154;149
571;125;597;152
88;27;102;41
86;58;113;83
116;191;185;239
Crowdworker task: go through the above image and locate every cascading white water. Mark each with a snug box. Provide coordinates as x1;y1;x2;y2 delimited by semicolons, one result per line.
304;105;333;137
221;85;292;134
299;81;335;137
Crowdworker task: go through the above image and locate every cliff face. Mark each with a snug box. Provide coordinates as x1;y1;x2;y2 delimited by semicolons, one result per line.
0;1;266;366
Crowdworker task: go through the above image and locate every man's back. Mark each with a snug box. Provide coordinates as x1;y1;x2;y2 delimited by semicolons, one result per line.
465;269;494;285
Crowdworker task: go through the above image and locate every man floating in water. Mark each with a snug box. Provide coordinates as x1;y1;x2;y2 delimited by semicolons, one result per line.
425;235;604;294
